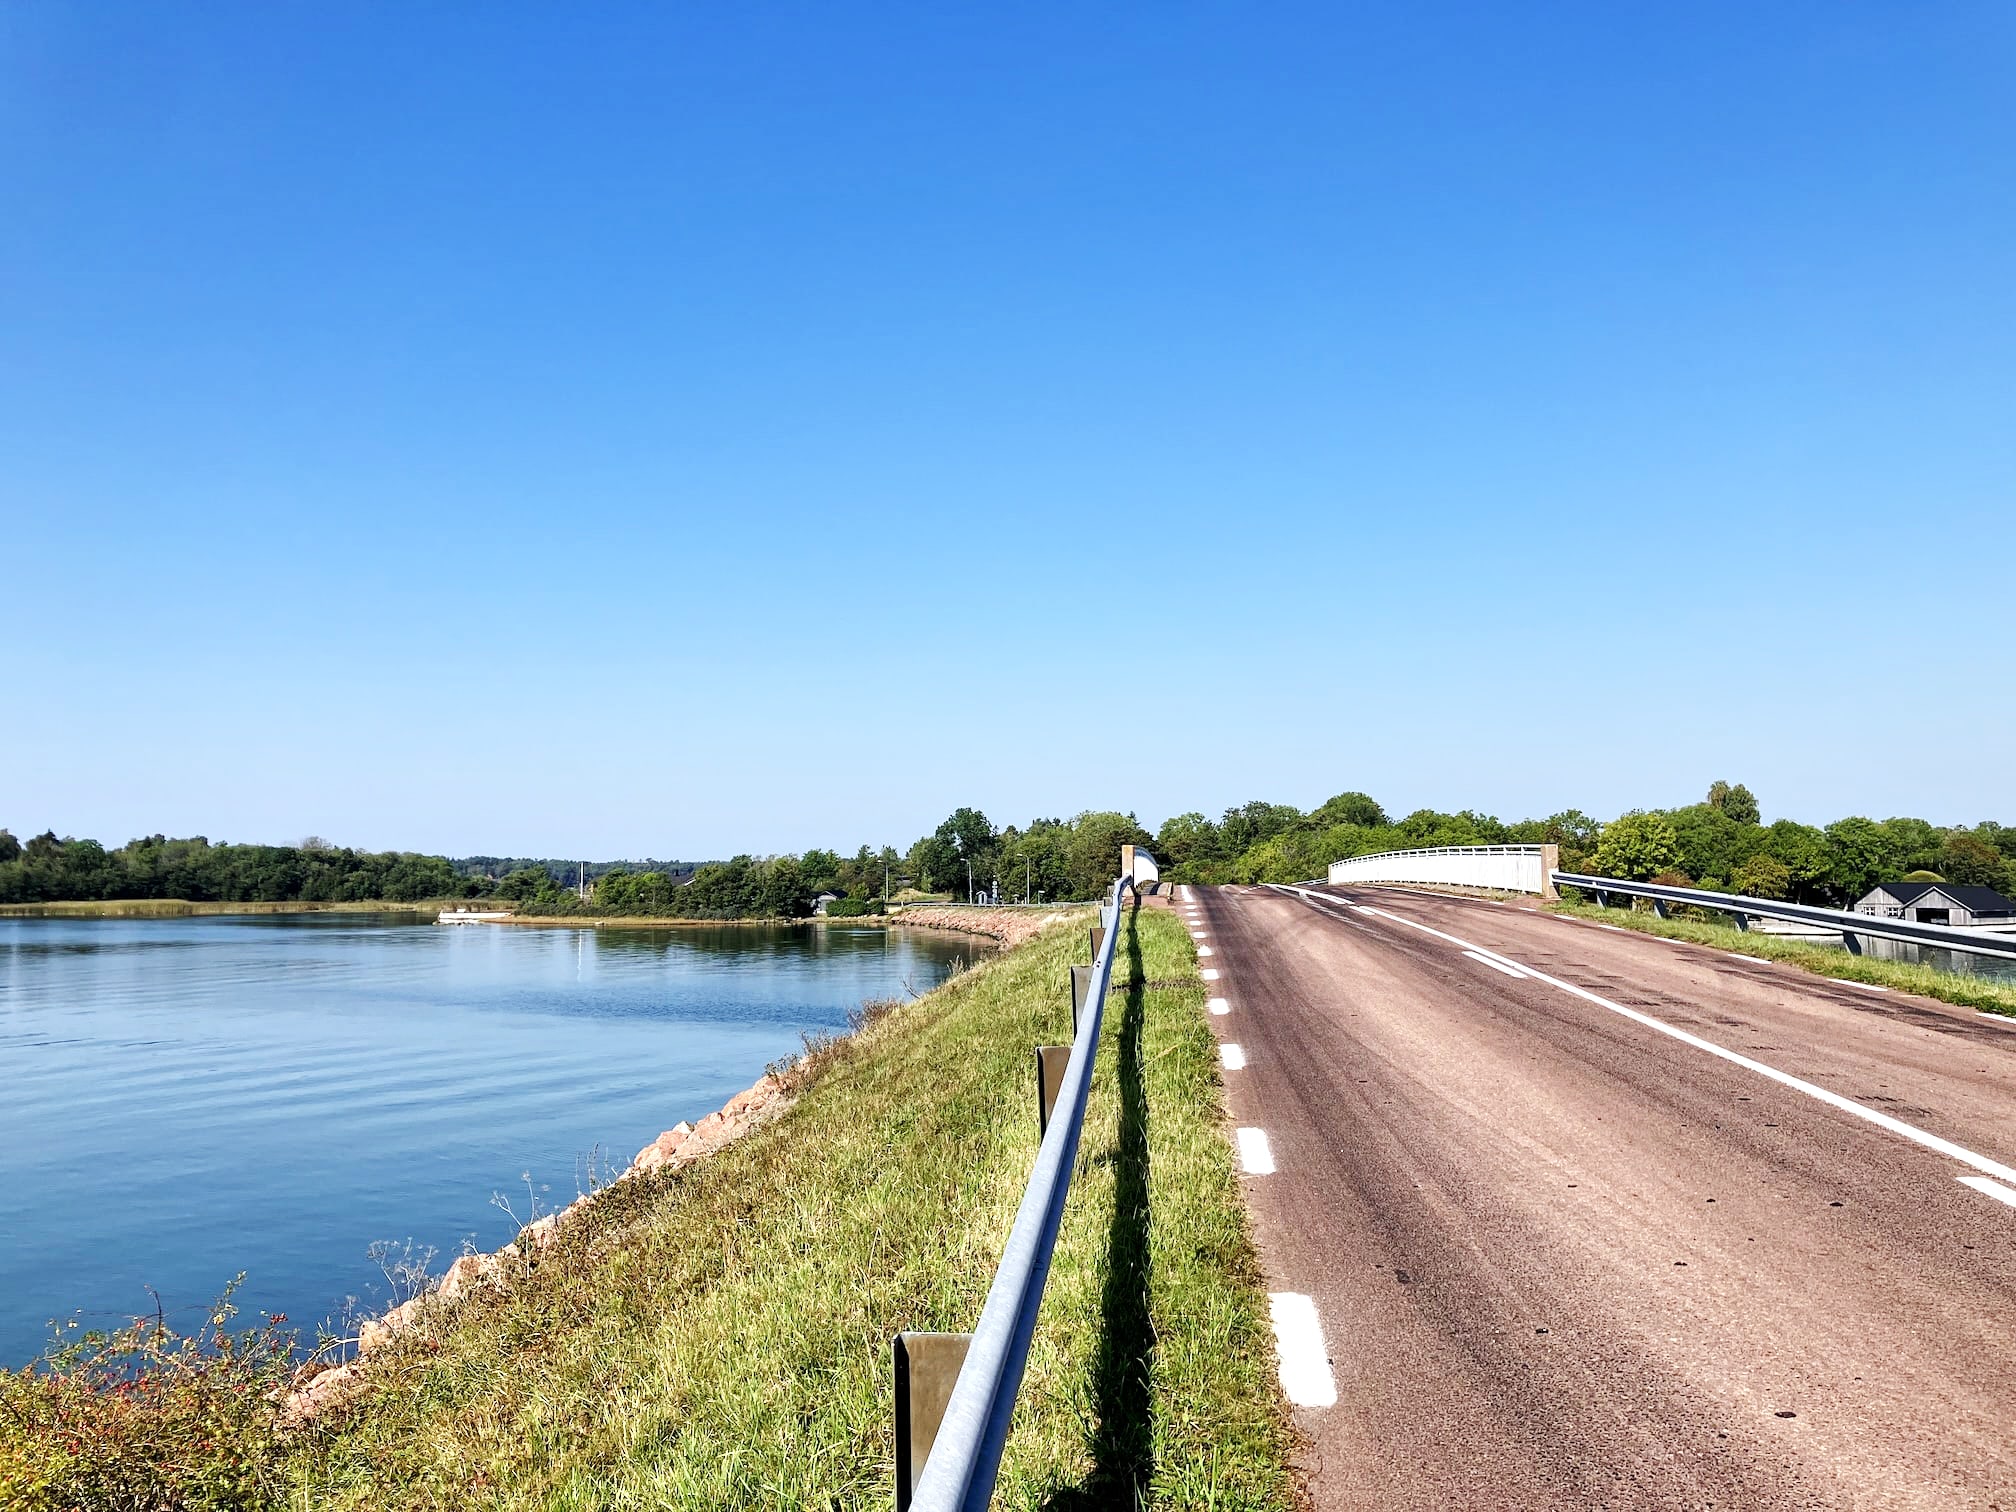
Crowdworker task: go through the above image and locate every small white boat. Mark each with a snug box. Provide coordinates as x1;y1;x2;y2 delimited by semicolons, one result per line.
434;908;511;925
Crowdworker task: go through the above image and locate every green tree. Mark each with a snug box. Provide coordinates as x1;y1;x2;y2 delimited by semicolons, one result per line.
1064;811;1152;900
910;808;998;898
1154;812;1222;871
1218;801;1301;856
1590;812;1680;881
998;821;1073;902
1723;785;1760;825
1731;854;1792;900
1758;820;1830;901
1939;832;2007;889
1310;791;1387;829
1823;817;1890;904
496;867;552;902
1665;805;1750;888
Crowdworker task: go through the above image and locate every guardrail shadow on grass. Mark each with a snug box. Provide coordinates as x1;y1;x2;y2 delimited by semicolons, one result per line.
1047;903;1155;1508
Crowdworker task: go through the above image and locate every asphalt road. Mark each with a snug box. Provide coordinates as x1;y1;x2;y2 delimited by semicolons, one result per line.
1182;882;2016;1510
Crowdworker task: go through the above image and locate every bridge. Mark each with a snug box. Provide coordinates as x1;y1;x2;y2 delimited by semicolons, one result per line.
1187;869;2016;1507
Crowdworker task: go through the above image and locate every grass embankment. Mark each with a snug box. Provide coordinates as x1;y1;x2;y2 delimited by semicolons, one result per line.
0;898;447;918
3;905;1299;1509
1551;898;2016;1017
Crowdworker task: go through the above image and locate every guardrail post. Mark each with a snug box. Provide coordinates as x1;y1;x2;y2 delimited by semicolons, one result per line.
894;1331;973;1510
1652;899;1670;919
1841;930;1864;955
1594;888;1612;910
1089;925;1105;961
1729;910;1750;932
1069;966;1091;1034
1035;1045;1071;1135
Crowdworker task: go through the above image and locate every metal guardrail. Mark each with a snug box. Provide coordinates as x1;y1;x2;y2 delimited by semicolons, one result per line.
1328;844;1558;897
1555;871;2016;963
899;860;1145;1510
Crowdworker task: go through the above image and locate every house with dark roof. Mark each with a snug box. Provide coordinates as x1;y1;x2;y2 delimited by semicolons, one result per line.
1853;882;2016;928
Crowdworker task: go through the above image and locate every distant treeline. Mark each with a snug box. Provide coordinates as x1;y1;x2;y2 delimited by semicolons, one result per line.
0;809;1152;918
489;808;1151;919
451;856;698;888
1154;783;2016;906
0;832;472;906
11;784;2006;918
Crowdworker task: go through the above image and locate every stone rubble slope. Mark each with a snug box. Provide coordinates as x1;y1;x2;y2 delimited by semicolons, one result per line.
282;1065;796;1423
282;905;1093;1423
893;904;1079;949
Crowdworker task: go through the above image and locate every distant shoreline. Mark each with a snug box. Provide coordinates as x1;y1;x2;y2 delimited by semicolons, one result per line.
0;899;1082;946
0;898;440;918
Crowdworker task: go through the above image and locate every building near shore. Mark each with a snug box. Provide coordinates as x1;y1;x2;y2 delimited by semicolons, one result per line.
1853;882;2016;928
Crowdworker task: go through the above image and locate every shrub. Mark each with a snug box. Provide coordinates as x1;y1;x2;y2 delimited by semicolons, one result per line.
0;1284;298;1512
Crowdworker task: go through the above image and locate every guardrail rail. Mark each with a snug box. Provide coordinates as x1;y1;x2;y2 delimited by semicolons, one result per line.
1327;844;1559;897
1554;871;2016;964
896;852;1153;1510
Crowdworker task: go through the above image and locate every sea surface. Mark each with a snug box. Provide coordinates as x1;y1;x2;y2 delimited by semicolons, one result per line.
0;913;983;1365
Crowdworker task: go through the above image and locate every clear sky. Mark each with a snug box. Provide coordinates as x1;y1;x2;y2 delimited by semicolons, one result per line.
4;4;2011;858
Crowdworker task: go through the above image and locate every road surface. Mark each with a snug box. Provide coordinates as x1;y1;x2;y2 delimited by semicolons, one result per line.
1182;882;2016;1509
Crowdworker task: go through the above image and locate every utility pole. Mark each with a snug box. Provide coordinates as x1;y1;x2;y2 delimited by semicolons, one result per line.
884;863;890;911
1025;857;1032;903
966;858;973;905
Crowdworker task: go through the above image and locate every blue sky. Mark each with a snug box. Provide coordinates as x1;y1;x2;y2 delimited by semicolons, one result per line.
4;4;2011;857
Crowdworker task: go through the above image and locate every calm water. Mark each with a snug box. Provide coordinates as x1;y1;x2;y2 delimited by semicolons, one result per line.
1861;937;2016;984
0;914;982;1365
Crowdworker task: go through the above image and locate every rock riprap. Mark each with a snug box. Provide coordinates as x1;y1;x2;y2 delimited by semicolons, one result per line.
283;1068;796;1422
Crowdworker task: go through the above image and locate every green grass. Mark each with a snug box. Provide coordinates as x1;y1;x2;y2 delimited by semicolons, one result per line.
0;903;1298;1509
282;901;1297;1508
1552;898;2016;1017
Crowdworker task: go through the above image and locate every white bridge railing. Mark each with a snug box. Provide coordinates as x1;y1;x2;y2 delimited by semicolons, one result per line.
1327;844;1559;897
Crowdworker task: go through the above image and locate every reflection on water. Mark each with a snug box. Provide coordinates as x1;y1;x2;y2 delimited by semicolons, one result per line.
0;914;983;1364
1856;934;2016;985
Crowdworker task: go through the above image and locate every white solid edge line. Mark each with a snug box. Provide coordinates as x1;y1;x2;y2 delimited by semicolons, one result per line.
1268;1293;1338;1408
1463;948;1529;979
1959;1175;2016;1208
1291;889;2016;1189
1220;1042;1247;1070
1201;968;1221;980
1236;1127;1276;1174
1207;996;1230;1015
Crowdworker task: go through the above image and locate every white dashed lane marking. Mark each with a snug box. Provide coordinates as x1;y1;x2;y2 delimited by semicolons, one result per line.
1220;1042;1247;1070
1268;1293;1338;1408
1237;1127;1275;1174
